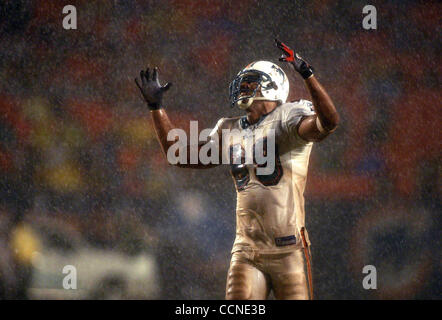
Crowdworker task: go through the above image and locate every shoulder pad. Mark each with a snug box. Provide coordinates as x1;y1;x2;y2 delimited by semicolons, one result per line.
290;99;314;112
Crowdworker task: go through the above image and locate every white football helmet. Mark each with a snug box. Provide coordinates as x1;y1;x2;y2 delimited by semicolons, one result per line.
229;60;290;109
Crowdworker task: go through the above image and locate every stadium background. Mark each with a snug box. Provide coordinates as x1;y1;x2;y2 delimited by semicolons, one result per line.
0;0;440;299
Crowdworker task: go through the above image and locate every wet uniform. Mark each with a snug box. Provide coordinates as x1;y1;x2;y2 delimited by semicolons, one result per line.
210;100;315;299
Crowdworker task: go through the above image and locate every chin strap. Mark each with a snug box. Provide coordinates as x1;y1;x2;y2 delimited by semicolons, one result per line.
237;98;253;109
237;97;280;109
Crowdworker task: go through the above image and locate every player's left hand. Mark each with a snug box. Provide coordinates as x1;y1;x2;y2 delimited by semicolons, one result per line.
274;39;314;79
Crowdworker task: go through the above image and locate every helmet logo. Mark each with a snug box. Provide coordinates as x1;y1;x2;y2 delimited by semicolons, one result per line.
271;64;286;83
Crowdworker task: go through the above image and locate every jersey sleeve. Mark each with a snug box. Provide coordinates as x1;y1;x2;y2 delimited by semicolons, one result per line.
283;100;316;144
208;117;224;142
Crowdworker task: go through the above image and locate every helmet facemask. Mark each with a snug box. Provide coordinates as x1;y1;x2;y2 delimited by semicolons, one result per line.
229;70;277;109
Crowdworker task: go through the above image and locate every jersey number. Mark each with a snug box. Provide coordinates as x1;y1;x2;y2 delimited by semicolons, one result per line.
229;137;283;191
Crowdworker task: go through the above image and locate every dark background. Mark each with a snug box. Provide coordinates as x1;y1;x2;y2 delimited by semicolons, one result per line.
0;0;440;299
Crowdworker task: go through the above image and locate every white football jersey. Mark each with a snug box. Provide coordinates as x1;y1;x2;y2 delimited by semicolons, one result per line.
211;100;316;254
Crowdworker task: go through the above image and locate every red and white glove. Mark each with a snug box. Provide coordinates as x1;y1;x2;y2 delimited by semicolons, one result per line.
275;38;314;79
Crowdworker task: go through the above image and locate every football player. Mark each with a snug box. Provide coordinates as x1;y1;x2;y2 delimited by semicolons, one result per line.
135;39;339;299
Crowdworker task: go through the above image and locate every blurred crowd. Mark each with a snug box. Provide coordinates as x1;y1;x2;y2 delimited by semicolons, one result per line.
0;0;440;299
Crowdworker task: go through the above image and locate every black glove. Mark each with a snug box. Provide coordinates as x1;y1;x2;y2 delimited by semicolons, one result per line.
275;39;314;79
135;67;172;110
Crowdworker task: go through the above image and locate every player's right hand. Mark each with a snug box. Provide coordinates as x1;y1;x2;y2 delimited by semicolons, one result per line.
135;67;172;110
274;39;314;79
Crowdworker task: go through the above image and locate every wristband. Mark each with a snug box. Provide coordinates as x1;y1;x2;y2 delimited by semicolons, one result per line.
148;102;162;110
300;66;314;79
316;116;336;133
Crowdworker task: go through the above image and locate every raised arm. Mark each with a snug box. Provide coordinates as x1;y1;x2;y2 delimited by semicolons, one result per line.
135;67;219;168
275;39;339;142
